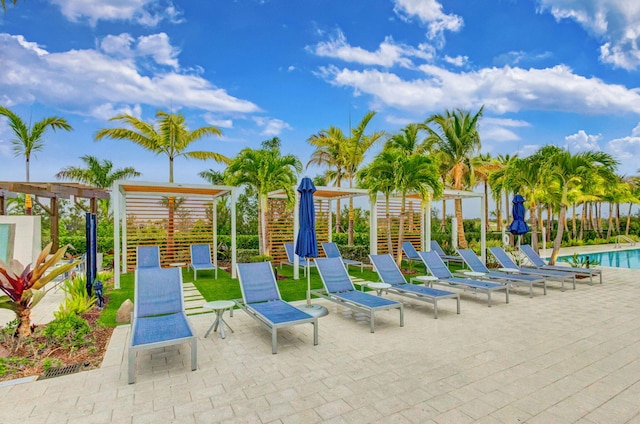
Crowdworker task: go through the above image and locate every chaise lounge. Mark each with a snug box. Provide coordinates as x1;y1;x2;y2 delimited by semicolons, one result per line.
322;242;364;272
189;243;217;280
520;244;602;285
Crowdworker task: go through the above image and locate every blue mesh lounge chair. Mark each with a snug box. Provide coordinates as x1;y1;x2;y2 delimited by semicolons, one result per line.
488;247;576;291
322;242;363;272
189;244;217;280
457;249;547;297
128;267;197;384
429;240;465;266
313;257;404;333
520;244;602;285
280;243;316;276
369;254;460;319
402;241;427;273
236;262;318;354
418;251;509;307
136;245;160;268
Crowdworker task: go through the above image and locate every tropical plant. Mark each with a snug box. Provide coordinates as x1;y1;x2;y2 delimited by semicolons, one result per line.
0;243;78;337
55;275;97;318
42;313;92;351
95;110;228;183
56;155;140;188
225;137;302;255
425;107;484;248
0;106;73;213
560;253;600;269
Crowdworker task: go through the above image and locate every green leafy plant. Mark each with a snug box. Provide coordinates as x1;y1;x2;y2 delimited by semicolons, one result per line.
55;275;97;318
42;313;92;350
561;253;600;268
42;357;62;371
0;243;78;337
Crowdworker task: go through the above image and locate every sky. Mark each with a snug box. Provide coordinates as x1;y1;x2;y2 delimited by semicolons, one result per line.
2;0;640;189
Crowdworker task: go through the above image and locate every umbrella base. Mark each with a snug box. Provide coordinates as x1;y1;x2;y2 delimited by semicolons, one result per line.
296;304;329;318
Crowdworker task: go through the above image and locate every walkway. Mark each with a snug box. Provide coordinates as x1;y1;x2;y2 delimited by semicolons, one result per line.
1;259;639;423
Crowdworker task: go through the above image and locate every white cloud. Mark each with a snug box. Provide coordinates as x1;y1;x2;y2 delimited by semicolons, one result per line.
393;0;463;42
310;30;434;68
605;122;640;173
0;33;260;119
481;118;531;143
443;55;468;67
203;113;234;129
135;33;180;69
317;63;640;115
565;129;602;151
49;0;183;26
538;0;640;70
253;117;292;136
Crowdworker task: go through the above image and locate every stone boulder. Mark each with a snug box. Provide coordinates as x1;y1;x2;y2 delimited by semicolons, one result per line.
116;299;134;324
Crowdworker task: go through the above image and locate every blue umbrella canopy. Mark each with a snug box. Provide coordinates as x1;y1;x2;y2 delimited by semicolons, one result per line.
295;177;318;259
508;194;530;236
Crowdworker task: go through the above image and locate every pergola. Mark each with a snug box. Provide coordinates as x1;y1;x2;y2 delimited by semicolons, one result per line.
0;181;110;251
267;185;486;279
112;180;238;289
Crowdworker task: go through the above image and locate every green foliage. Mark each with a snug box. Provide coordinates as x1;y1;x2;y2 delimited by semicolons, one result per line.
0;356;33;377
560;253;600;268
42;357;62;371
55;275;97;318
42;313;92;349
249;255;273;263
331;232;369;246
237;249;261;263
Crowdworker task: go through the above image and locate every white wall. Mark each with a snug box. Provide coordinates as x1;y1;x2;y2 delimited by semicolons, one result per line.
0;216;41;266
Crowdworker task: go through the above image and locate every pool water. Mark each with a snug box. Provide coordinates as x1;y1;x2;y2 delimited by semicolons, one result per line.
557;249;640;269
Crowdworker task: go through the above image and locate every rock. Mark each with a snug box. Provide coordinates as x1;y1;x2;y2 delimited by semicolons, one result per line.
0;344;10;358
116;299;134;324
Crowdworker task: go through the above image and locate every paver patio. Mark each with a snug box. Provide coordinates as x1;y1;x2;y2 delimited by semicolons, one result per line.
1;261;639;423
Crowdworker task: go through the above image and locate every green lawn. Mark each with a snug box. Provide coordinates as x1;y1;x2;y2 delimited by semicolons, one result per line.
98;260;428;327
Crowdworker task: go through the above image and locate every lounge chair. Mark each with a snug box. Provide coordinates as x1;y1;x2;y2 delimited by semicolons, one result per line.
128;267;197;384
520;244;602;285
236;261;318;354
322;242;364;272
457;249;547;297
430;240;465;266
313;257;404;332
280;243;316;276
488;247;576;291
189;243;217;280
136;245;160;268
418;251;509;307
401;241;427;273
369;254;460;319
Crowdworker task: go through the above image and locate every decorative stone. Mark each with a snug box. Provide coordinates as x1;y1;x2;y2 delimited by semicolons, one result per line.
116;299;134;324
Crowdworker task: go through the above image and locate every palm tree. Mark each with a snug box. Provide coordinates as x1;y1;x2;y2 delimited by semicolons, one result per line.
95;110;228;183
307;127;348;233
198;169;225;185
543;149;618;264
470;153;498;232
56;155;140;188
343;111;385;244
1;0;18;11
0;106;72;214
488;153;519;234
225;137;302;255
425;107;484;248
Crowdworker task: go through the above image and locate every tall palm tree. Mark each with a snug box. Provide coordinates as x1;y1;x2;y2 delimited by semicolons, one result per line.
488;153;519;233
55;155;140;188
470;152;498;232
425;107;484;248
543;149;618;264
358;150;398;256
225;137;302;255
307;127;348;233
95;110;228;183
343;111;385;244
0;106;72;214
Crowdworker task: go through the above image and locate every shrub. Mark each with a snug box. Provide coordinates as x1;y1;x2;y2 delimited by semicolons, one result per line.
42;313;92;350
55;276;97;318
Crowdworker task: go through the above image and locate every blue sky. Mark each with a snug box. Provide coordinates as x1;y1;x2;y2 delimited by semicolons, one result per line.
2;0;640;186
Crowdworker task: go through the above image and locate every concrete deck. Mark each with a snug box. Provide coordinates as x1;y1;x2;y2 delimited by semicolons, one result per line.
1;246;640;423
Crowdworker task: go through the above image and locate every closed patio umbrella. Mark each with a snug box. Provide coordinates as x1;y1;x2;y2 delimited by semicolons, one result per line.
295;177;328;317
508;194;529;247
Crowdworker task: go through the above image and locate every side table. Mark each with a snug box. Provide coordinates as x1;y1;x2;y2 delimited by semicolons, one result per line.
203;300;235;339
411;275;439;287
366;282;391;296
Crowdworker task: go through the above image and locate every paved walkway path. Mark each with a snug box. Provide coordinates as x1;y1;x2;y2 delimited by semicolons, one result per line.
1;259;639;423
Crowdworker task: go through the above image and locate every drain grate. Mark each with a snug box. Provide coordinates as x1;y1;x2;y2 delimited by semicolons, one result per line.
38;363;84;380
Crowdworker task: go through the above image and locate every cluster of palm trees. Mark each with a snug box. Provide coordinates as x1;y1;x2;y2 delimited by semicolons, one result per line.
2;105;639;267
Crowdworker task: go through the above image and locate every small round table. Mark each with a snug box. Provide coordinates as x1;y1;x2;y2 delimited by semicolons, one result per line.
169;262;187;268
367;282;391;296
203;300;235;339
411;275;439;286
463;271;486;278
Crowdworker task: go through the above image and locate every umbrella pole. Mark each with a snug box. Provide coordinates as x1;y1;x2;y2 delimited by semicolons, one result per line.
306;259;311;307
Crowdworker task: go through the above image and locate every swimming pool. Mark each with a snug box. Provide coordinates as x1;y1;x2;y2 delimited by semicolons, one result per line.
557;248;640;269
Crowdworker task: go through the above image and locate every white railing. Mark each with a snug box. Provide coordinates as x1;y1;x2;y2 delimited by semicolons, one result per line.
615;235;636;248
